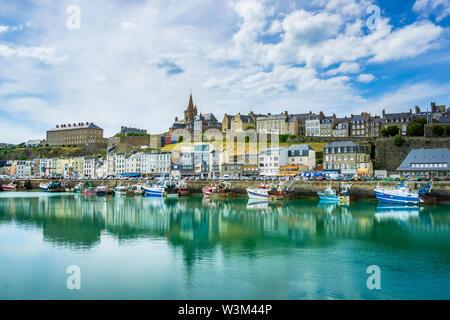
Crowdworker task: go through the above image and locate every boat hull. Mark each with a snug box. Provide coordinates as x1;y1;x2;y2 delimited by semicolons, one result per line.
143;186;165;197
247;188;275;200
1;185;16;191
374;189;422;205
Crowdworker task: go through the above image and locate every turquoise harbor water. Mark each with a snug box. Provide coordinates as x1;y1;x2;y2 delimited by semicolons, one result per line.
0;192;449;300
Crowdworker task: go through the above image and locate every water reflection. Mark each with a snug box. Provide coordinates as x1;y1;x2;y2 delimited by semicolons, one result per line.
0;193;449;255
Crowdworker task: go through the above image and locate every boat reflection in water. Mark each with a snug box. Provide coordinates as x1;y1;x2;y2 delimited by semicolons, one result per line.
0;193;449;299
375;203;423;221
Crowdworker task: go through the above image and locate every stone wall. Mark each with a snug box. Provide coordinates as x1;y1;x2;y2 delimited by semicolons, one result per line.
3;179;449;202
373;137;450;172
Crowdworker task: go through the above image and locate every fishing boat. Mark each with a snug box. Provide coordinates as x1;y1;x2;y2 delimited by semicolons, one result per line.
74;182;83;193
177;180;190;196
126;184;145;196
143;183;166;197
39;182;50;191
318;184;351;204
374;181;432;205
96;185;115;196
40;181;64;192
1;182;16;191
202;181;232;197
115;184;127;195
247;184;282;200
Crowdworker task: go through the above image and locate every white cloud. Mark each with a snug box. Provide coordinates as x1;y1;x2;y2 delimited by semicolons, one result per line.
357;73;375;83
0;25;9;33
325;62;361;76
0;0;448;143
413;0;450;21
121;22;137;30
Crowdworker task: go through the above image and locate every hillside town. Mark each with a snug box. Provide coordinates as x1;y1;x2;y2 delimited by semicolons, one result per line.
1;94;450;181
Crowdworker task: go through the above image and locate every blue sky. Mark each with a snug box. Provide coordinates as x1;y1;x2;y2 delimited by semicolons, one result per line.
0;0;449;143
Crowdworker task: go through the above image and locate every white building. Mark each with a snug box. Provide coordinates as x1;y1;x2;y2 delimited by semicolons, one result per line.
305;117;321;136
16;160;34;177
258;147;288;176
125;153;141;174
141;152;171;176
83;157;96;178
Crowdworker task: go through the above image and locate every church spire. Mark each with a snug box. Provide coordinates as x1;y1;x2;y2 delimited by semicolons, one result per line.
188;93;194;110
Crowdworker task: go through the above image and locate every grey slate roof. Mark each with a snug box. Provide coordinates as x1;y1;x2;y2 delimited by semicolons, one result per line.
324;141;357;148
397;148;450;171
438;116;450;123
49;122;102;131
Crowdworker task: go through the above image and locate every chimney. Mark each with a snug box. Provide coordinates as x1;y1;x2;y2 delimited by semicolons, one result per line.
382;109;386;117
284;111;288;117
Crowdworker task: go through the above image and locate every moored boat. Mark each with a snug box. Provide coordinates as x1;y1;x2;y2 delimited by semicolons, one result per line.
247;184;281;200
374;181;432;205
202;181;232;198
1;182;17;191
318;184;351;204
115;184;127;195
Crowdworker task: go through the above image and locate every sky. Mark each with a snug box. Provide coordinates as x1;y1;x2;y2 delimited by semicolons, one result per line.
0;0;449;143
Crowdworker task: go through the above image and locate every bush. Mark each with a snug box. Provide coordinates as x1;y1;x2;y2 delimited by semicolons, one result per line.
394;135;405;146
432;124;445;136
387;125;400;137
407;117;427;136
380;128;389;137
446;124;450;136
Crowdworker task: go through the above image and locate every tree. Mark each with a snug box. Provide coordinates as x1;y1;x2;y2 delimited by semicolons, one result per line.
394;135;405;146
446;124;450;136
407;117;427;136
387;125;399;137
432;124;445;136
380;127;389;137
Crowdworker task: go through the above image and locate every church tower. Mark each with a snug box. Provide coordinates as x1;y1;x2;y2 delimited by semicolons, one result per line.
184;93;198;125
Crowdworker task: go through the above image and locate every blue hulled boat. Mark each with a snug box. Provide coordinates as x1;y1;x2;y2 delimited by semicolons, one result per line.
374;181;432;205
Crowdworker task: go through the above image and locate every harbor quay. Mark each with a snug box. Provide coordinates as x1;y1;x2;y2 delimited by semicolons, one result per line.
3;179;450;202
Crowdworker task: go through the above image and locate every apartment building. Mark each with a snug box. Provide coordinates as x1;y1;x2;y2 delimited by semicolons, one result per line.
258;147;288;176
287;144;316;171
46;122;105;146
141;152;171;176
256;113;288;134
323;141;373;176
305;114;321;137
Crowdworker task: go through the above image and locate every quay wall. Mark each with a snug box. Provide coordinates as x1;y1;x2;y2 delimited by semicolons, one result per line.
2;179;450;201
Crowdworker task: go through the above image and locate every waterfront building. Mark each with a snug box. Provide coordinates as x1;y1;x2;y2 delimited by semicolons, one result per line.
1;160;16;176
16;160;35;177
323;141;373;176
125;153;142;175
141;152;171;176
256;113;288;134
397;148;450;178
209;149;225;178
287;144;316;171
171;145;195;177
46;122;105;146
83;157;96;178
220;152;258;177
258;147;288;176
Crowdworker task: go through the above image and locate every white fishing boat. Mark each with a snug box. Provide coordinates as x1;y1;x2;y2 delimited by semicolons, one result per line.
115;184;127;195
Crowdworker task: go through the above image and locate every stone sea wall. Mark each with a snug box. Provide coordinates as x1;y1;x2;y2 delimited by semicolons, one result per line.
2;179;450;202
